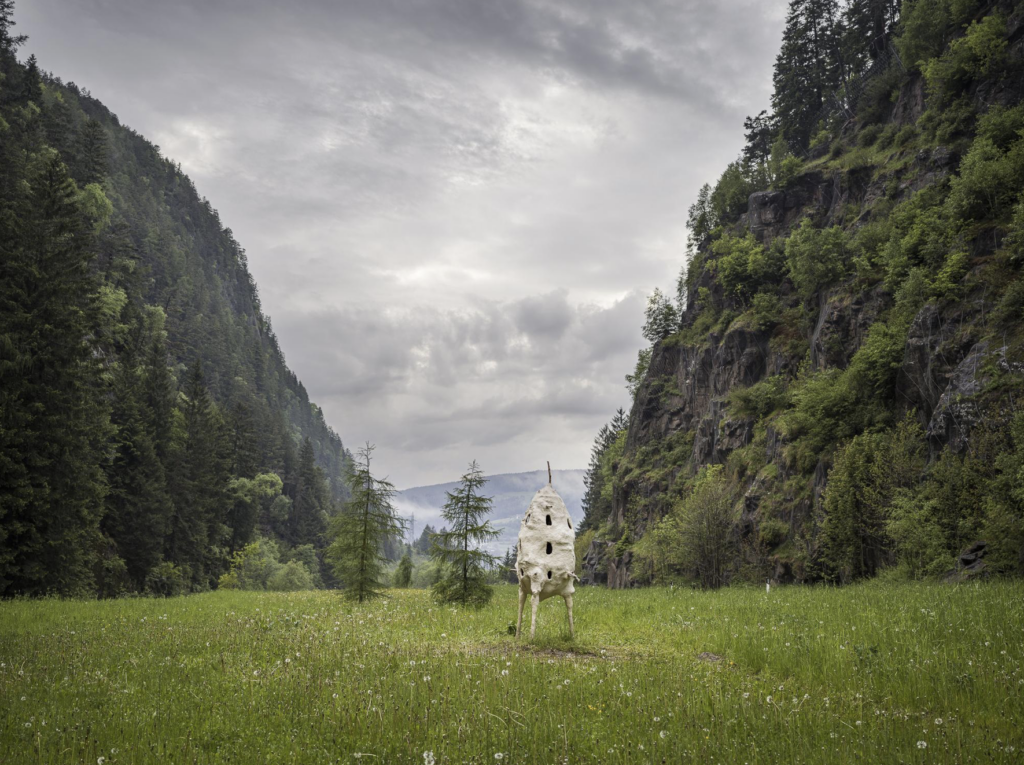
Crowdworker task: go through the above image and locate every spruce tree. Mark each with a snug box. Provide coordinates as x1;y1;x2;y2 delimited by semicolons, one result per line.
325;443;405;602
393;551;413;588
772;0;844;150
0;157;110;595
430;461;499;607
103;355;173;590
78;119;108;186
290;437;328;547
228;400;259;478
166;360;230;588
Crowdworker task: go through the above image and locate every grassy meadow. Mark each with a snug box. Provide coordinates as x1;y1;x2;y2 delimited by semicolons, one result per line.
1;582;1022;764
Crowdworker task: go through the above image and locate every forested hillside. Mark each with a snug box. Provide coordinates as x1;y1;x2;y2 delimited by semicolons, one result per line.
0;2;351;597
582;0;1024;587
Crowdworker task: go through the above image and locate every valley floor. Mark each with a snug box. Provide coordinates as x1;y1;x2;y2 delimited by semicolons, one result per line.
1;583;1022;764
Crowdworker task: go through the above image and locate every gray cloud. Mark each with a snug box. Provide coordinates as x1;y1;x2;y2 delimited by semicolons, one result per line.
18;0;787;486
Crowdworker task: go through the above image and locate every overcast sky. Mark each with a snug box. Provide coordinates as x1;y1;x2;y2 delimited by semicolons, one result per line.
18;0;786;488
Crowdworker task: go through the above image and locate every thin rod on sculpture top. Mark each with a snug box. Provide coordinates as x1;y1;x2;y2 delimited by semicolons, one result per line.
547;461;552;485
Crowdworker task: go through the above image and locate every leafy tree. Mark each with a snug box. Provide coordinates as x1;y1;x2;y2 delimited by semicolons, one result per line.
267;560;314;591
431;461;499;606
326;444;405;602
820;416;925;581
678;466;736;588
228;472;282;551
712;232;785;300
641;288;678;343
637;466;736;588
710;161;757;223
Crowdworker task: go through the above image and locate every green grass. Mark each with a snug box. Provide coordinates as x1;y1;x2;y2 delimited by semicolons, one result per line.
1;582;1022;763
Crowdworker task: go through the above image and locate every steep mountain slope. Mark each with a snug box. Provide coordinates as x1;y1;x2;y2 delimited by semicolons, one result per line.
582;0;1024;587
0;8;350;596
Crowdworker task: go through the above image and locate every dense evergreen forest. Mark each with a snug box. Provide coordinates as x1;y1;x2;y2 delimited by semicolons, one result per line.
581;0;1024;586
0;1;353;597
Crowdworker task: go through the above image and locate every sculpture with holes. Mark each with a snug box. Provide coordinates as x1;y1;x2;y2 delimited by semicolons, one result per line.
515;468;578;640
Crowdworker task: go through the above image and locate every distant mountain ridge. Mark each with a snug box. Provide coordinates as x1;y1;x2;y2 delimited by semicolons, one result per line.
397;469;585;555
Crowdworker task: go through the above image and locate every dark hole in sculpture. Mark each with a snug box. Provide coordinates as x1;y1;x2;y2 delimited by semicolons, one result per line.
519;568;524;577
567;519;571;528
545;514;552;525
547;570;552;579
546;542;552;554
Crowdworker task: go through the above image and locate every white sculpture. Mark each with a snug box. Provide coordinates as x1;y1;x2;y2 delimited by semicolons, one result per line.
515;464;577;639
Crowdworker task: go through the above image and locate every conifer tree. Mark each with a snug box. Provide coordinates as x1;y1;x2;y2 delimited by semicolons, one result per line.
228;401;259;479
78;119;108;186
772;0;844;150
103;355;173;589
393;550;413;588
166;361;231;588
325;443;405;602
290;437;328;547
431;461;499;607
0;157;110;595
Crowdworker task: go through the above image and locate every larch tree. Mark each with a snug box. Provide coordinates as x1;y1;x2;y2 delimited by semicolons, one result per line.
326;443;405;602
430;461;499;607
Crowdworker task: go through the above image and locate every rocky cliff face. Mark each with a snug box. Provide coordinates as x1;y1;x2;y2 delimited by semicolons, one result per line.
585;74;1024;585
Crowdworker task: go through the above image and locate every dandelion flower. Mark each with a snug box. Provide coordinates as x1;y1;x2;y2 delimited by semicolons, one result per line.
917;741;927;749
660;731;668;739
495;754;504;761
423;751;435;765
934;718;943;725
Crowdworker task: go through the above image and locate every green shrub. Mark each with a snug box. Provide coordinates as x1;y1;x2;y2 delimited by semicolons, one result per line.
897;0;979;72
750;291;781;330
727;375;790;420
857;124;883;148
712;232;784;299
856;66;903;126
711;161;757;223
923;14;1007;105
919;97;976;145
267;560;315;592
758;518;790;549
876;124;897;150
894;125;917;148
144;561;188;597
785;218;850;299
945;134;1024;224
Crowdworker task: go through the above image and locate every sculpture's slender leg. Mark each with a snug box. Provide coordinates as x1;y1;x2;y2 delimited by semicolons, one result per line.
530;593;540;640
564;593;574;639
516;588;526;639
